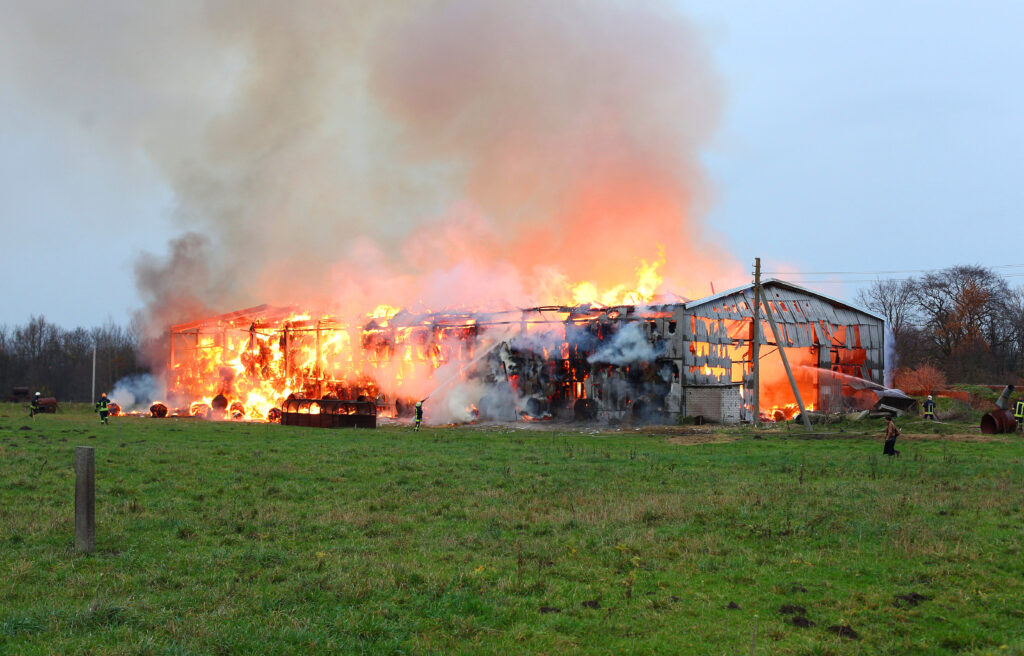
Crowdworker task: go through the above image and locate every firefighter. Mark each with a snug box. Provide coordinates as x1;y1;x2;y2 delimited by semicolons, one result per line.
1015;397;1024;431
922;395;937;421
29;392;41;418
414;400;423;431
96;393;112;425
883;416;901;457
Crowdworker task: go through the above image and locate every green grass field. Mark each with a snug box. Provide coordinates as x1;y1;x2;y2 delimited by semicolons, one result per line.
1;403;1022;655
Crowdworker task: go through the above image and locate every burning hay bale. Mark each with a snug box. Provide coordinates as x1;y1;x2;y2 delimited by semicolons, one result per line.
189;403;211;419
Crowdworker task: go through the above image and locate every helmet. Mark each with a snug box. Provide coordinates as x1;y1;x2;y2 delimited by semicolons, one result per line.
34;392;40;396
101;392;108;398
927;395;933;400
415;401;422;407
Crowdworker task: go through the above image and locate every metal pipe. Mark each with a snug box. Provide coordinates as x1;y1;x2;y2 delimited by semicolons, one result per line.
995;385;1015;410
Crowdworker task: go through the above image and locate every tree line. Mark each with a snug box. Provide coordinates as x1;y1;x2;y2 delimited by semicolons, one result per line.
0;316;148;402
855;265;1024;386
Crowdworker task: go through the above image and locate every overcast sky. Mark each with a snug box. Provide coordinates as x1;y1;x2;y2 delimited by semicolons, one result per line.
1;1;1021;328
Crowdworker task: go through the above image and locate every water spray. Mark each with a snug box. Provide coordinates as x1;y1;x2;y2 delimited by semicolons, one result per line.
419;339;505;403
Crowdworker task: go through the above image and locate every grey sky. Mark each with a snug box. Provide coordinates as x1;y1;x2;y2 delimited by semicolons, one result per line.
1;1;1021;328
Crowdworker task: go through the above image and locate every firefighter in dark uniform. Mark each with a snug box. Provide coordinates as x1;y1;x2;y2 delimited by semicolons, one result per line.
414;401;423;431
1015;398;1024;431
96;393;112;425
29;392;41;418
922;395;937;421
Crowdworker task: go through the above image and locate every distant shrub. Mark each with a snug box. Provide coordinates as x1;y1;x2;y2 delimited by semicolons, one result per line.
892;365;947;395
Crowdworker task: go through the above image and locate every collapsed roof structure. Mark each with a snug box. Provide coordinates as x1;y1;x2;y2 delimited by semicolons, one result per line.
167;278;884;424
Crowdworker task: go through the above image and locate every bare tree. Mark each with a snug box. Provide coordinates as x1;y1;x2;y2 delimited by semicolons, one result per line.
1001;287;1024;380
913;266;1010;361
0;316;148;401
856;267;1021;382
855;279;916;340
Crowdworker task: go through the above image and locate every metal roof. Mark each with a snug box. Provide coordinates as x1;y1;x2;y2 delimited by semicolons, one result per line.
683;278;884;322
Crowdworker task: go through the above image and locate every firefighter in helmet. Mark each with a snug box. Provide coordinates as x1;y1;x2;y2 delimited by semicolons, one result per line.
922;395;937;421
29;392;41;418
96;393;112;425
1015;396;1024;431
414;401;424;431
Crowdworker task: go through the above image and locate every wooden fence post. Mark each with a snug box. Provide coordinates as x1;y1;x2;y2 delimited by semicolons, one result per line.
74;446;95;553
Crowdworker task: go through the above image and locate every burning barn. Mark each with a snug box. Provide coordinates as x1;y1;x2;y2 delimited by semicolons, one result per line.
165;278;883;424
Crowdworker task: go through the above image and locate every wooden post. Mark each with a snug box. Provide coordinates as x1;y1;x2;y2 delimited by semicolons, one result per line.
760;288;814;432
751;258;761;426
315;322;323;397
283;326;290;380
74;446;95;553
91;344;97;405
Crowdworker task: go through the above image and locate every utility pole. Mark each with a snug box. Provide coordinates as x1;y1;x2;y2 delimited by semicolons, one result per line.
91;344;97;404
751;258;761;426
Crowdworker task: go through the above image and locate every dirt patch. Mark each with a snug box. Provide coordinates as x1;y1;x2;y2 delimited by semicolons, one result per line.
778;605;806;616
790;616;815;628
664;433;741;446
789;584;808;593
641;426;716;436
896;432;1001;442
539;606;561;614
581;600;601;609
726;601;740;610
894;592;930;607
827;624;860;640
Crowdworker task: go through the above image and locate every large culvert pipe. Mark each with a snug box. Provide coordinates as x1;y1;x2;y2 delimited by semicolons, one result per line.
980;409;1017;434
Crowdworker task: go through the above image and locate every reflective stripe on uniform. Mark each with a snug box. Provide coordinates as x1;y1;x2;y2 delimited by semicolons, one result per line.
1016;400;1024;419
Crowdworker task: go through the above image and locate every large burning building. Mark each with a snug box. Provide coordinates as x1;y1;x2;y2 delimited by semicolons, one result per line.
165;278;883;424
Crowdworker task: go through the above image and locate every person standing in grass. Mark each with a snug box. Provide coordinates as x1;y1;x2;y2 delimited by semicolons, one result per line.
414;401;423;431
883;416;901;457
29;392;41;418
922;395;937;421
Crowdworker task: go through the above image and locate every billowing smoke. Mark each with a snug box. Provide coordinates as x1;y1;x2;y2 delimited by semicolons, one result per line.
589;323;662;366
110;373;164;411
0;1;739;346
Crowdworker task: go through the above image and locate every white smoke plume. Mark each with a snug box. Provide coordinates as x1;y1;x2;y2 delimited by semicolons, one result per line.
110;373;165;410
588;322;662;366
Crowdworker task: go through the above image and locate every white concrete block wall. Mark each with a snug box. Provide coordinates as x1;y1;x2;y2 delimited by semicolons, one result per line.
684;386;742;424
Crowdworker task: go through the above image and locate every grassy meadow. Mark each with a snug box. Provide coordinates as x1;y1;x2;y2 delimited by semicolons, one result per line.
1;402;1022;655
